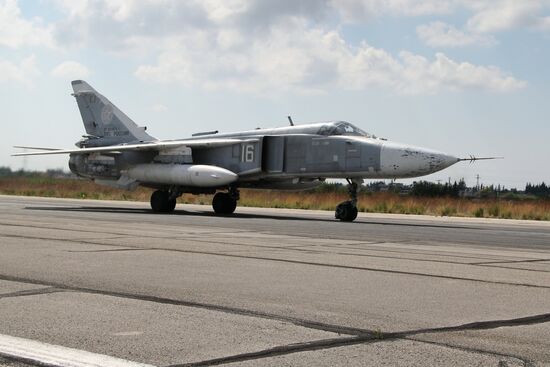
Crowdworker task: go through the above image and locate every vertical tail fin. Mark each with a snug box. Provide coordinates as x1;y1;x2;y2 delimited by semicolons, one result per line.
71;80;155;145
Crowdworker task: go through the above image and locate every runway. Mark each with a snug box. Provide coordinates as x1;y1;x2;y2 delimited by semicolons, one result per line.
0;195;549;366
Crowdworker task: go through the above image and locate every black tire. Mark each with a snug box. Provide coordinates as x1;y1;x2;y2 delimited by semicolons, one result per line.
150;190;175;213
335;201;358;222
166;198;177;213
212;192;237;214
344;205;358;222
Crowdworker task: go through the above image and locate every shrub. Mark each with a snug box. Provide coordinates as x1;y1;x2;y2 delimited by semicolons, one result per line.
440;206;457;216
488;205;500;217
474;208;484;217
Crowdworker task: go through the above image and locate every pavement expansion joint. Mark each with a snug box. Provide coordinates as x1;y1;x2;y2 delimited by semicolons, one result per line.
328;242;524;261
3;231;550;289
166;335;369;367
131;250;550;290
0;233;125;249
66;248;154;253
0;220;530;267
0;222;147;240
169;310;550;366
2;273;549;366
0;287;66;300
475;264;550;274
284;246;485;265
396;311;550;336
472;258;550;266
405;338;533;367
0;274;369;337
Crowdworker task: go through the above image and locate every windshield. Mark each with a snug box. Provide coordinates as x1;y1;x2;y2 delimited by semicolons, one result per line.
317;122;371;138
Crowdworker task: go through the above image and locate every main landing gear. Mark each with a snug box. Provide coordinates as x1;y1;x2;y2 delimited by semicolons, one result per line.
335;179;361;222
150;187;240;215
212;187;239;215
150;189;178;213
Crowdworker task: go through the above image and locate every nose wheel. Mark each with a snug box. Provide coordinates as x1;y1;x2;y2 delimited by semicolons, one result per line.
335;179;362;222
335;201;358;222
212;187;239;215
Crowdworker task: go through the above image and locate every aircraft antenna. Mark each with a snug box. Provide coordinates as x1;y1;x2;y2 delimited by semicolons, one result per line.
287;116;294;126
458;156;503;164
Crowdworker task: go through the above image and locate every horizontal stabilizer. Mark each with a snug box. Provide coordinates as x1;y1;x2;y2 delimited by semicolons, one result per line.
13;146;62;151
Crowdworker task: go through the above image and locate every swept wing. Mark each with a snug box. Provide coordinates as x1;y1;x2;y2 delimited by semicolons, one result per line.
12;138;258;156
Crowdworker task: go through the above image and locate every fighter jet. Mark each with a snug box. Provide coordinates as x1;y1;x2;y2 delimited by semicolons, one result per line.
13;80;492;221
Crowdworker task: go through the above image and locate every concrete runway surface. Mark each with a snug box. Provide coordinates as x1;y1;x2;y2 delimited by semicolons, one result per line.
0;195;549;366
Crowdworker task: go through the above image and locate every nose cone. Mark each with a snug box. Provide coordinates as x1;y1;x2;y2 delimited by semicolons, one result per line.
380;142;459;178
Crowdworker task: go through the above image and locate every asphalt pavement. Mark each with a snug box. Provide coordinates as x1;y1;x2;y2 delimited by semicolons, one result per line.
0;195;549;366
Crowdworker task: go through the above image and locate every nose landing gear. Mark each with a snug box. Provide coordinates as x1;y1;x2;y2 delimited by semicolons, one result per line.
335;179;362;222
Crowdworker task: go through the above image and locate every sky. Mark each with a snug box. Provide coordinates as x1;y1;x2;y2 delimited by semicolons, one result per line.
1;0;549;189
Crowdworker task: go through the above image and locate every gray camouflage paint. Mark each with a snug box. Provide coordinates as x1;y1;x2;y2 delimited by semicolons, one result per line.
62;80;458;192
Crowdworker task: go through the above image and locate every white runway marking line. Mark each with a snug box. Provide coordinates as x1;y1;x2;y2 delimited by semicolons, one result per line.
0;333;156;367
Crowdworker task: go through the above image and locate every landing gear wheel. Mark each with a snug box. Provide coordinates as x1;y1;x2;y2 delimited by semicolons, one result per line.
334;178;362;222
150;190;176;213
212;192;237;215
335;201;358;222
166;198;177;212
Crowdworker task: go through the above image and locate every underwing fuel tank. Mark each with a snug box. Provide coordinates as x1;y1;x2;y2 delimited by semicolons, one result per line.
125;164;237;187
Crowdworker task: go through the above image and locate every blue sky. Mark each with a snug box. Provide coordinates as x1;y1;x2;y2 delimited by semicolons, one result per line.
1;0;549;188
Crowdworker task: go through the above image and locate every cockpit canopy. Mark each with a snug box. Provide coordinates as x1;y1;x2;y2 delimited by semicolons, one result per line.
317;121;371;138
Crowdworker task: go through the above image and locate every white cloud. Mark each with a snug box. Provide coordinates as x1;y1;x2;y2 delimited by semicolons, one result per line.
397;52;526;93
465;1;543;33
50;61;91;80
0;0;53;48
52;0;213;50
413;1;550;47
417;21;496;47
536;16;550;30
152;103;168;112
338;47;525;94
0;55;40;86
331;0;455;21
135;19;341;94
330;0;550;31
45;0;527;94
46;0;550;51
136;21;525;95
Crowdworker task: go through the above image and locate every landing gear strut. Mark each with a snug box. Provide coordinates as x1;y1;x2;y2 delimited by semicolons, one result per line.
212;187;239;215
335;179;361;222
150;189;178;213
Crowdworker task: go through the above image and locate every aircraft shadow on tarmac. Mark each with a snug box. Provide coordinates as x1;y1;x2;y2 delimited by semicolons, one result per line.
23;205;481;230
24;205;336;223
